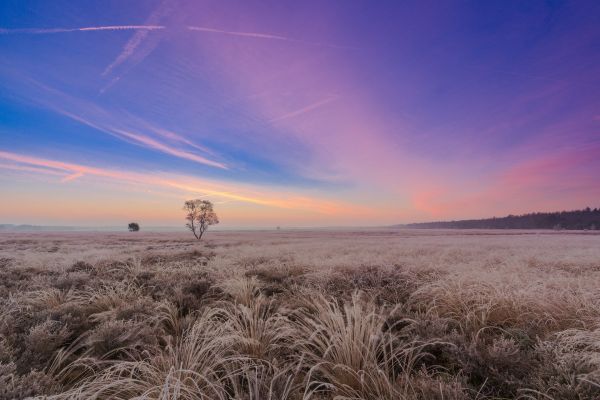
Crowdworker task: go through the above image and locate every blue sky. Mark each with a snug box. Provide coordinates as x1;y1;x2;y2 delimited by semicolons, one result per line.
1;0;599;226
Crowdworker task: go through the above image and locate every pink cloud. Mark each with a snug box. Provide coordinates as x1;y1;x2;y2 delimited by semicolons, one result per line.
60;171;85;183
409;145;600;220
0;162;64;176
0;150;366;216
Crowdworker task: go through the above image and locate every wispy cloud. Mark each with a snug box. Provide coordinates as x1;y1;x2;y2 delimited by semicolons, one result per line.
0;25;164;35
1;24;355;50
98;76;121;94
187;26;356;49
0;162;64;176
6;76;227;170
58;110;227;170
151;127;216;156
187;26;293;41
101;0;173;90
60;171;84;183
269;96;338;123
111;128;227;169
0;150;355;213
125;114;217;156
101;28;154;76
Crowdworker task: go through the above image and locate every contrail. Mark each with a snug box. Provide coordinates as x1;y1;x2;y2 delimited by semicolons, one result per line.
187;26;291;41
270;96;338;123
80;25;164;32
0;25;165;35
187;26;357;49
101;0;173;78
0;24;354;49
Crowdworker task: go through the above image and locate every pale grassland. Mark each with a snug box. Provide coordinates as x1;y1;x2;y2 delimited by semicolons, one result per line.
0;229;599;399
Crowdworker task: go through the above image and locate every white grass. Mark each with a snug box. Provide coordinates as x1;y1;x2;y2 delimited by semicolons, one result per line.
0;229;598;399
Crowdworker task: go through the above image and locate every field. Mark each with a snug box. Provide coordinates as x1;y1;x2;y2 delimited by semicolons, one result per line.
1;229;599;399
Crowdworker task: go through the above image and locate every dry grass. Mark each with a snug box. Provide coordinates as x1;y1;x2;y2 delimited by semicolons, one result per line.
0;229;599;399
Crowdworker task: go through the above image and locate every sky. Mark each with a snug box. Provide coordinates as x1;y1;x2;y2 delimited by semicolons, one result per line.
1;0;599;228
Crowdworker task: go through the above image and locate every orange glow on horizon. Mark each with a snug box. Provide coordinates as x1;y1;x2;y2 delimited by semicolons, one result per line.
0;150;379;225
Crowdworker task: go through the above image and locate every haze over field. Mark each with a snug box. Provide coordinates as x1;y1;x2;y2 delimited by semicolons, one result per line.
2;1;600;227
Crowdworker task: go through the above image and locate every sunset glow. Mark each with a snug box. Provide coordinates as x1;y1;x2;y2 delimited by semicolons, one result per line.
1;1;599;227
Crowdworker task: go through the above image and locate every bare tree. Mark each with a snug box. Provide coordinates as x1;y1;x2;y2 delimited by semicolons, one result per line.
183;199;219;240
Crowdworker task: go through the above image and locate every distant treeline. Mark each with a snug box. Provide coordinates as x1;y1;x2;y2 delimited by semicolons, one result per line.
401;208;600;230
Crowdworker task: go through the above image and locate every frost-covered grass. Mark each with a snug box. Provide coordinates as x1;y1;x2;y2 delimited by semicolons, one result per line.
0;229;599;399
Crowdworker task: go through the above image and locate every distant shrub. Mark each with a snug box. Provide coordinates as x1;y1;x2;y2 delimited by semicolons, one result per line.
128;222;140;232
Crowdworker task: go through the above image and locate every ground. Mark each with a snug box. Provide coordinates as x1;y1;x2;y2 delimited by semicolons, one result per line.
0;229;599;399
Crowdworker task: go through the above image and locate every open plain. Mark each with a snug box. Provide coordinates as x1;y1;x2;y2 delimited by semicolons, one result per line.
1;229;599;399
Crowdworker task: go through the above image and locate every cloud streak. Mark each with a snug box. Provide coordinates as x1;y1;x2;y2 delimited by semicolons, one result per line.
60;171;84;183
187;26;293;41
102;27;155;76
151;127;217;156
0;150;357;214
0;25;164;35
0;162;64;176
58;110;227;170
125;115;218;156
0;24;353;49
187;26;356;49
269;96;338;123
6;76;227;170
112;128;227;169
100;0;173;87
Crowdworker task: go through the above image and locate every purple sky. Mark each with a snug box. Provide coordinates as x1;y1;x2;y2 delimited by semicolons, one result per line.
1;0;599;227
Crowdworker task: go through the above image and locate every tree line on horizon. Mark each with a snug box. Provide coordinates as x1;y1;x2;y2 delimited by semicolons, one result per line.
402;207;600;230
